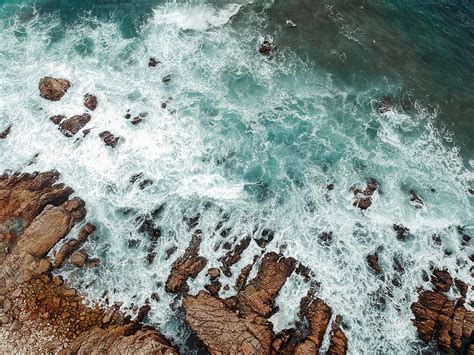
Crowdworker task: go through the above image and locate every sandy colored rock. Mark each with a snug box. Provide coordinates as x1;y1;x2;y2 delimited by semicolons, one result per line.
39;76;71;101
70;249;88;267
219;236;250;277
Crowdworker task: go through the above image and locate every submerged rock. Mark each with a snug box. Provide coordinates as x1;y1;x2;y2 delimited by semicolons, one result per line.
39;76;71;101
259;40;273;55
0;124;12;139
353;178;378;210
83;93;98;111
148;57;160;67
219;236;250;277
367;254;381;274
70;249;88;267
59;114;91;137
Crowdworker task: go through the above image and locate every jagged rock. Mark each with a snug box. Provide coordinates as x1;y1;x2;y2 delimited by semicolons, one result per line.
184;291;273;354
165;232;207;293
393;224;409;241
255;229;275;248
219;236;250;277
409;190;424;208
99;130;122;148
83;94;97;111
68;323;177;354
59;114;91;137
237;252;296;317
353;178;378;210
207;268;220;280
39;76;71;101
235;263;253;292
0;124;12;139
367;254;381;274
53;223;95;267
204;280;222;296
327;315;348;354
259;40;273;55
378;96;392;114
162;74;171;83
49;115;65;125
411;270;472;353
148;57;160;67
70;249;88;267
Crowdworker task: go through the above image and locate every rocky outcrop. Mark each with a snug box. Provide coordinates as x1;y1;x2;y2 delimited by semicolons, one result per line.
219;236;250;277
367;254;381;274
165;231;207;293
83;94;97;111
0;125;11;139
149;57;160;67
411;269;472;353
59;114;91;137
53;223;95;267
259;40;273;56
0;171;177;353
39;77;71;101
99;131;122;148
352;178;378;210
183;252;347;354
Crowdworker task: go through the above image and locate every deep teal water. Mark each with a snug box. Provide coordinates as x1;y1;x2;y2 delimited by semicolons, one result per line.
0;1;472;353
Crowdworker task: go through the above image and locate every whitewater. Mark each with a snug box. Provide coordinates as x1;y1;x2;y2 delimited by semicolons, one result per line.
0;1;472;353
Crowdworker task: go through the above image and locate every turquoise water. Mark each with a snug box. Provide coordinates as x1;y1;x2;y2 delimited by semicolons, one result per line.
0;1;473;353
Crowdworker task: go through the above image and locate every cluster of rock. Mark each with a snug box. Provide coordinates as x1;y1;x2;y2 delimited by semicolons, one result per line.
411;269;473;353
0;171;177;353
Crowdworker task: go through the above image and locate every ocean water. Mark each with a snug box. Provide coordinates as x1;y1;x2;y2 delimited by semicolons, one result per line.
0;1;473;353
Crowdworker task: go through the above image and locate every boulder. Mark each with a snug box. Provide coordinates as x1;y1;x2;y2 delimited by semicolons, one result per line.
83;94;97;111
39;77;71;101
59;114;91;137
70;249;88;267
259;40;273;55
148;57;160;67
353;178;378;210
53;223;95;267
219;236;250;277
0;124;11;139
367;254;381;273
99;131;122;148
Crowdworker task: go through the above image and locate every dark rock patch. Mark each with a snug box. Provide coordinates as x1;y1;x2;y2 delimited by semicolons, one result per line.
39;76;71;101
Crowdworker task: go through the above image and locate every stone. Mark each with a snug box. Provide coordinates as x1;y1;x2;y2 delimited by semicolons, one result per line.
70;249;88;268
378;96;392;114
12;288;22;298
148;57;160;67
50;115;65;125
393;224;409;241
259;40;273;55
367;254;381;273
207;268;220;280
83;94;97;110
63;289;76;297
59;114;91;137
99;131;122;148
131;116;142;125
219;236;250;277
0;124;12;139
2;298;11;312
39;77;71;101
165;232;207;293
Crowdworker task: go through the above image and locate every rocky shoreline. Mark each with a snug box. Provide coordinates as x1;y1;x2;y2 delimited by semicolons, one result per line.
0;76;472;354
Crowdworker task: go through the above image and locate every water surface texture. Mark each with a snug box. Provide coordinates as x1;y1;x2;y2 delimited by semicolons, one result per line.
0;1;473;353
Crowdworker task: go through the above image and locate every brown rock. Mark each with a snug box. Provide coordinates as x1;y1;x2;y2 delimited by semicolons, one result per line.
49;115;65;125
184;291;273;354
39;77;71;101
235;263;253;292
237;252;296;317
367;254;381;274
219;236;251;277
327;315;348;355
430;268;453;292
204;281;222;296
0;125;12;139
70;249;88;268
353;179;378;210
165;232;207;293
83;94;97;111
207;268;220;280
259;40;273;55
99;130;122;148
53;223;95;268
59;114;91;137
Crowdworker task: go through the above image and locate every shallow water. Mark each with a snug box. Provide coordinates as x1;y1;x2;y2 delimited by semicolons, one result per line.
0;1;473;353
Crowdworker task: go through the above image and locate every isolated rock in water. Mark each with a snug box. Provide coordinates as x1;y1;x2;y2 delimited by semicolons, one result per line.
184;291;273;354
59;114;91;137
165;231;207;293
411;270;473;353
83;93;98;111
409;190;424;208
259;40;273;55
70;249;88;267
393;224;409;241
131;116;142;125
148;57;160;67
0;124;12;139
39;76;71;101
353;178;378;210
378;96;392;114
99;130;122;148
219;236;251;277
367;254;381;273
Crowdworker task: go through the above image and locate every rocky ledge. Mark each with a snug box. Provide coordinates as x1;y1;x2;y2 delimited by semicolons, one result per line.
0;171;177;353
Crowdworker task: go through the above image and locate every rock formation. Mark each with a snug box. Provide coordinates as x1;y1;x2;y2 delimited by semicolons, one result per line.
83;94;98;111
411;268;472;353
99;130;122;148
0;171;177;353
352;178;378;210
39;77;71;101
0;125;11;139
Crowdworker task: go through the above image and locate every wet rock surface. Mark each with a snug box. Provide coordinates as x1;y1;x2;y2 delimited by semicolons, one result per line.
57;114;91;137
83;93;98;111
352;178;378;210
99;130;122;148
0;171;177;354
39;76;71;101
411;269;472;353
0;125;11;139
182;252;348;355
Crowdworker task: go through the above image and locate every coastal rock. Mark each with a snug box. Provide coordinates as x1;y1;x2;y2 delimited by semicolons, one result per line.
393;224;409;241
0;124;12;139
367;254;381;274
165;231;207;293
70;249;88;267
353;178;378;210
148;57;160;67
83;94;97;111
49;115;65;125
327;315;348;354
53;223;95;267
99;130;122;148
59;114;91;137
39;76;71;101
411;270;472;353
377;96;392;114
219;236;250;277
259;40;273;55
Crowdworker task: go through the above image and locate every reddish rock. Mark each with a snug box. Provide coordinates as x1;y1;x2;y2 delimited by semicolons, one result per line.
99;131;122;148
353;179;378;210
0;125;12;139
59;114;91;137
49;115;65;125
327;315;348;355
83;94;97;111
184;291;273;354
367;254;381;274
207;268;220;280
165;232;207;293
70;249;88;267
430;268;452;292
53;223;95;267
219;236;250;277
39;77;71;101
377;96;392;114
